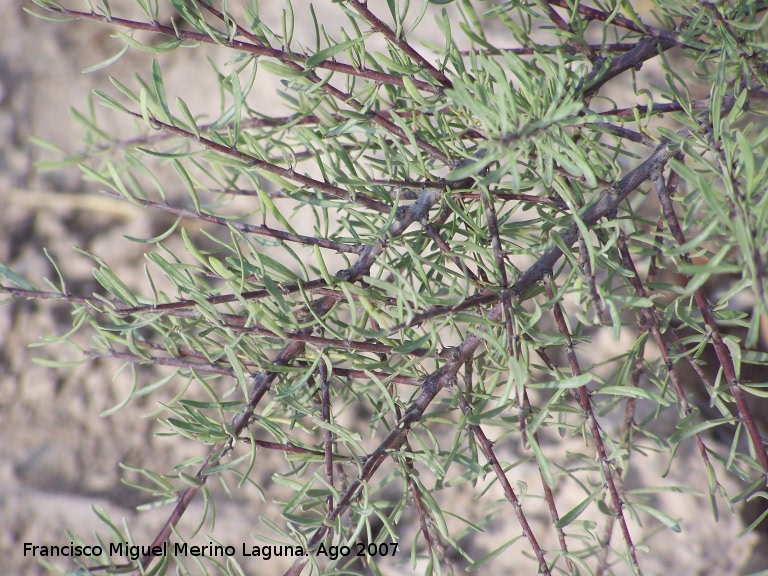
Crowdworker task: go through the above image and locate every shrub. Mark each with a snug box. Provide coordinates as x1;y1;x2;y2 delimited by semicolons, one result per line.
7;0;768;574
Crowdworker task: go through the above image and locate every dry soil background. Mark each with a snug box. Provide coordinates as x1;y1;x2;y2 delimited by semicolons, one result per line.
0;1;766;575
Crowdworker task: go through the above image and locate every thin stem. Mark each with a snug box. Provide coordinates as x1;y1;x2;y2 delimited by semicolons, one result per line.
457;393;552;575
198;1;452;165
122;109;392;213
544;277;639;570
592;99;710;118
44;5;440;93
585;122;657;147
236;436;353;460
343;0;453;89
615;234;715;471
548;0;694;49
101;189;361;253
537;0;595;61
460;43;638;56
653;164;768;478
582;38;674;98
124;340;425;385
388;85;745;332
477;186;569;570
319;361;335;515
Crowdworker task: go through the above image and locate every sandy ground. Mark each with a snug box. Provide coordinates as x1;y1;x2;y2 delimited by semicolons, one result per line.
0;1;766;575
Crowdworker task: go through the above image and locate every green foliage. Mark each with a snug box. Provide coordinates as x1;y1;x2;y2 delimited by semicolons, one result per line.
7;0;768;574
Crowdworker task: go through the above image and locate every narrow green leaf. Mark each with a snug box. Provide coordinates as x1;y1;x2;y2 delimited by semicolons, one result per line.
82;44;129;73
556;490;600;529
93;89;128;113
598;386;670;406
175;97;200;139
93;267;139;306
151;58;172;123
528;436;554;487
117;31;183;53
531;373;591;389
466;537;521;571
392;331;432;354
259;60;305;78
305;33;371;68
230;70;242;145
257;187;298;235
669;417;734;444
0;263;36;290
631;502;681;533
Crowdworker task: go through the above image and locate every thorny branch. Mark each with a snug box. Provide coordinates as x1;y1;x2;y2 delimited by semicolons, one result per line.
652;165;768;476
121;110;392;213
41;4;441;93
544;277;639;569
388;86;751;332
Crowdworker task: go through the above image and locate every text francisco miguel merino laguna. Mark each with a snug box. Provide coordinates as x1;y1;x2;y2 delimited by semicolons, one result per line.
24;541;307;561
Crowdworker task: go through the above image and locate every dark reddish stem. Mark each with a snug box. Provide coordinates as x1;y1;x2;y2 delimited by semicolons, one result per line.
343;0;453;89
652;165;768;478
541;1;595;61
138;331;324;569
198;1;452;165
615;234;715;472
457;394;552;575
593;99;710;118
319;361;335;515
460;43;637;56
41;4;439;93
544;277;639;570
121;110;391;213
548;0;691;48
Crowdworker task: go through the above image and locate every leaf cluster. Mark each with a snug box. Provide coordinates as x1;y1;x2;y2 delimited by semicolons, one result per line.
8;0;768;575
